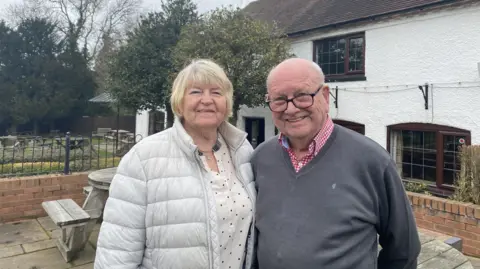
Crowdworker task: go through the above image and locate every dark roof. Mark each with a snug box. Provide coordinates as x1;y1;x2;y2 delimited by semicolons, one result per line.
243;0;459;35
89;92;115;103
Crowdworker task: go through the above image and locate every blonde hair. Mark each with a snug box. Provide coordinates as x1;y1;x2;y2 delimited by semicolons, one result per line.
170;59;234;120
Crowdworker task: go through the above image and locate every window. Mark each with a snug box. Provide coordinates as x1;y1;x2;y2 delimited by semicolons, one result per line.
313;33;365;82
387;123;471;189
333;119;365;135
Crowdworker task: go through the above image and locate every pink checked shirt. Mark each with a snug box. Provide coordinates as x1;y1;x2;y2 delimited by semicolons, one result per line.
278;116;334;172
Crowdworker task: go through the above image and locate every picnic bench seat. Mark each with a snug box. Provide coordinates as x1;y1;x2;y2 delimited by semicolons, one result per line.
41;199;91;262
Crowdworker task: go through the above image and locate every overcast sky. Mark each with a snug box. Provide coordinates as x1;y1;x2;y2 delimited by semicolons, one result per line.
0;0;255;17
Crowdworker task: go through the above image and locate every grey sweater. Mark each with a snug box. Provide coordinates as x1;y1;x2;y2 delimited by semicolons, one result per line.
252;125;421;269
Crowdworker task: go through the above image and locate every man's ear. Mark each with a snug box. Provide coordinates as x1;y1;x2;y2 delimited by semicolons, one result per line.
322;84;330;105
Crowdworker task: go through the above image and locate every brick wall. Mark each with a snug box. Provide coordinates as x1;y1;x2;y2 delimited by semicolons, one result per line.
408;191;480;257
0;173;89;222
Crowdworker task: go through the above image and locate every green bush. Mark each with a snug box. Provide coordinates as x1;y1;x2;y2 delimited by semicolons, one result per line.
404;181;430;195
452;145;480;204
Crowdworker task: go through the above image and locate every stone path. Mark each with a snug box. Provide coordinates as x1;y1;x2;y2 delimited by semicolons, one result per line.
0;217;97;269
0;218;478;269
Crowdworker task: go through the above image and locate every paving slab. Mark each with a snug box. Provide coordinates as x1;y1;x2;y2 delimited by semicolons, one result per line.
22;239;57;253
37;216;59;231
0;243;95;269
418;248;470;269
0;219;49;248
72;263;93;269
88;230;99;249
0;245;24;258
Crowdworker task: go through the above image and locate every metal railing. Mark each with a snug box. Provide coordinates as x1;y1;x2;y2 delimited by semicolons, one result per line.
0;132;143;178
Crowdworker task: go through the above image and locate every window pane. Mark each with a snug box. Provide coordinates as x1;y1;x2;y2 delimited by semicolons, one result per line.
315;38;346;76
392;130;436;182
442;134;467;185
348;37;364;72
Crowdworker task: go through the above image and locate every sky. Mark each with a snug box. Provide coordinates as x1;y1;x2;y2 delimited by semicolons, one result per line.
0;0;255;17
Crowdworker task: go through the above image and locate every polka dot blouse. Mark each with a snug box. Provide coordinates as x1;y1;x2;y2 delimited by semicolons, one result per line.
200;134;253;269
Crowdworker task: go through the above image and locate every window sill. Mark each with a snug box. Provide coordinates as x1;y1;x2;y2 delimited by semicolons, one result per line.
326;74;367;83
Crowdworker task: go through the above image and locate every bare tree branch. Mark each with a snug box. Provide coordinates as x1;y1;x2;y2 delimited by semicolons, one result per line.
6;0;141;62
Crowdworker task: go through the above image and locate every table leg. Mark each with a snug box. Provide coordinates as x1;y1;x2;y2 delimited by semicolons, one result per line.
82;187;109;245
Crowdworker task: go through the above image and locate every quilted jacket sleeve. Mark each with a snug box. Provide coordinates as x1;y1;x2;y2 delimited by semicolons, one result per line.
94;148;148;269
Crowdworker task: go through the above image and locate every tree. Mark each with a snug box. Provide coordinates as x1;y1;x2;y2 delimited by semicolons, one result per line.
6;0;141;62
0;21;23;132
107;0;198;127
173;7;293;124
0;18;96;134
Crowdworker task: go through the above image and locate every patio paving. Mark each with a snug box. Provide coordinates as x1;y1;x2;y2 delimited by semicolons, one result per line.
1;217;479;268
0;217;99;269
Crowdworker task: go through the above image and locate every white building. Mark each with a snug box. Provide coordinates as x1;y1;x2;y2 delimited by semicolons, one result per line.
241;0;480;195
135;0;480;195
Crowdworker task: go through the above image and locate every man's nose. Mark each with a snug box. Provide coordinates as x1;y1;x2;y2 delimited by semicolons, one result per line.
284;100;300;114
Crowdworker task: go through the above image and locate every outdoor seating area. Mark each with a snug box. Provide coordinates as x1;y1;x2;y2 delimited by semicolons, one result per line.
0;167;478;268
38;167;116;262
1;216;478;269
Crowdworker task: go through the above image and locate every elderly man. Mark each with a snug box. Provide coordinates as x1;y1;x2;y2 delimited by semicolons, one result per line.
252;58;421;269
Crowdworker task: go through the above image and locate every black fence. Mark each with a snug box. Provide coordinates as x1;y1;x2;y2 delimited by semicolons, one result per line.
0;132;143;178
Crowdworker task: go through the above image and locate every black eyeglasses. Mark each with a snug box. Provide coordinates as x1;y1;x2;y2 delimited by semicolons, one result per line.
266;86;323;112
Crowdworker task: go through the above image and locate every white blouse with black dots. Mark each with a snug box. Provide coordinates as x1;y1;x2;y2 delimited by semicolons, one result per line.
200;134;253;269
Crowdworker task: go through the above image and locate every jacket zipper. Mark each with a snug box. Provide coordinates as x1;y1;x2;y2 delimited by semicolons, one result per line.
194;153;216;269
232;146;256;269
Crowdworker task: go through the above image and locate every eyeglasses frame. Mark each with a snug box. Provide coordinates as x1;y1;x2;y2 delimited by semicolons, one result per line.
265;85;324;112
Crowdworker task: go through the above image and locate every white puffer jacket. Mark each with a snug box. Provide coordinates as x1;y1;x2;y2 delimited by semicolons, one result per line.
94;118;257;269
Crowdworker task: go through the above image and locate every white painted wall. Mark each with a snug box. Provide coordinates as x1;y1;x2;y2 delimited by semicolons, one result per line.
135;110;149;141
285;4;480;148
136;4;480;147
236;104;276;139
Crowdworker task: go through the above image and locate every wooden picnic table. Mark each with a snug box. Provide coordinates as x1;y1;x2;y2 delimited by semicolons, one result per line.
87;167;116;190
81;167;117;242
42;167;117;262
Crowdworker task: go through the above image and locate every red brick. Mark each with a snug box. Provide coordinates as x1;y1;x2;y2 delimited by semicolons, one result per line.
455;229;479;240
424;215;445;224
412;196;419;205
1;212;24;222
466;224;480;234
15;193;34;200
39;178;52;186
24;187;44;193
463;245;478;256
414;212;424;220
445;220;466;230
0;189;23;196
459;203;472;216
14;204;32;211
0;207;16;214
451;202;460;214
24;209;44;217
445;202;452;213
434;224;455;235
26;179;40;188
472;205;480;219
467;206;476;218
43;185;61;192
416;219;434;230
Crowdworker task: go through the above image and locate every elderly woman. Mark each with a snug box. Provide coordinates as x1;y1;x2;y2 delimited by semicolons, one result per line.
94;59;256;269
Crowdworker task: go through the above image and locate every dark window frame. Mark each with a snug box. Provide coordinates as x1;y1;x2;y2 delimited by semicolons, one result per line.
312;32;366;82
333;119;365;135
386;123;471;196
